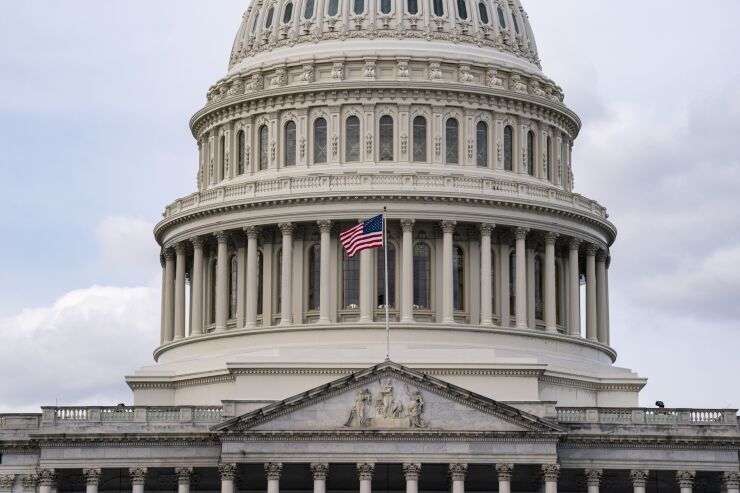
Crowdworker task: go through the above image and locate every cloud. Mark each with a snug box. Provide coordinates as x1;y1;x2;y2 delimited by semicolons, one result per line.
94;216;159;278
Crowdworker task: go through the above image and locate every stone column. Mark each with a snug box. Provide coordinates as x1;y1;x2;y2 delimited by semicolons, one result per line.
359;246;374;323
722;472;740;493
83;469;101;493
129;468;147;493
174;242;187;340
235;235;247;328
0;475;16;493
542;464;559;493
219;463;237;493
317;221;333;324
400;219;415;323
214;231;230;332
176;468;193;493
191;237;205;336
264;463;282;493
585;243;598;341
278;223;295;325
160;254;166;344
441;220;457;323
479;224;494;326
605;257;611;344
630;469;649;493
245;226;260;328
596;249;608;344
37;469;55;493
164;248;176;342
310;463;329;493
585;469;602;493
403;464;421;493
544;232;559;333
514;227;529;328
567;238;581;337
357;463;375;493
449;464;467;493
495;464;513;493
676;471;695;493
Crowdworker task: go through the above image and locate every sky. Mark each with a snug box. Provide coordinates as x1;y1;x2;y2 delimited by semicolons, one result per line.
0;0;738;411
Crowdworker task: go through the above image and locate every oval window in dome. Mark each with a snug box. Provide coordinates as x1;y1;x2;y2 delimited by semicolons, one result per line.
512;13;520;34
432;0;444;17
303;0;315;18
265;6;275;27
496;6;507;29
353;0;364;15
251;12;261;32
381;0;392;14
456;0;468;20
283;2;294;23
328;0;339;16
407;0;419;14
478;1;489;24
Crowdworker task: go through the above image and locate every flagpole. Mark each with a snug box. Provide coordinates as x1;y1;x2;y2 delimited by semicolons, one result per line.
383;207;390;361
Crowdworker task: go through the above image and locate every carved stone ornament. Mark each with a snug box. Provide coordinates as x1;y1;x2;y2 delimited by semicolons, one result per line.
83;469;102;486
37;470;56;488
344;379;428;429
364;61;376;79
479;223;494;237
129;468;147;486
487;69;504;88
400;218;415;233
301;64;314;83
357;463;375;480
175;468;193;485
440;220;457;234
541;464;560;482
397;61;409;79
0;475;16;492
218;463;238;481
514;227;529;241
271;68;287;87
429;62;442;81
676;471;695;488
264;463;283;481
20;476;38;491
449;464;468;481
585;469;602;487
510;74;528;93
495;464;513;481
459;64;474;84
403;464;421;481
331;62;345;81
310;463;329;481
723;472;740;489
630;469;649;488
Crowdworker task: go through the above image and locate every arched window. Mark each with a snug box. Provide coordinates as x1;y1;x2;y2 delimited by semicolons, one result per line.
259;125;269;170
445;118;459;164
407;0;419;14
342;251;360;309
412;116;427;162
284;121;296;167
413;243;431;309
453;246;464;311
313;117;328;164
252;12;261;32
512;13;520;35
283;2;294;23
308;245;321;310
478;1;489;24
509;251;516;317
379;115;394;161
527;130;535;176
504;125;513;171
534;256;543;321
257;250;264;316
381;0;392;14
328;0;339;16
237;130;245;175
345;116;361;162
209;260;218;324
432;0;444;16
354;0;364;15
476;121;488;167
377;243;396;308
265;6;275;27
229;255;238;319
546;136;553;181
303;0;315;18
456;0;468;19
275;249;282;313
496;6;507;29
219;135;226;180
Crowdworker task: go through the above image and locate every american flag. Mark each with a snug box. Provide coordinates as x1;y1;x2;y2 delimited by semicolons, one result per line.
339;214;384;257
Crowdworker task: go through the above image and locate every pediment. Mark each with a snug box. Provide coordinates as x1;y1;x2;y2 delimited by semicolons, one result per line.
213;361;564;435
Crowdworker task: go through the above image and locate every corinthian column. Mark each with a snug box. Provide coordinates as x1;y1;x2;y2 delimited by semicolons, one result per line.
596;249;608;344
441;220;457;323
630;469;649;493
83;469;101;493
676;471;695;493
278;223;295;325
495;464;513;493
235;234;247;328
174;242;188;340
20;475;38;493
264;463;282;493
219;464;237;493
567;238;581;337
723;472;740;493
317;221;333;324
37;470;55;493
400;219;415;323
214;231;230;332
544;232;559;332
449;464;467;493
357;463;375;493
244;226;260;328
541;464;559;493
403;464;421;493
129;468;147;493
585;243;598;341
514;227;529;328
190;237;205;336
176;468;193;493
0;475;16;493
163;248;176;342
585;469;602;493
310;463;329;493
479;224;494;326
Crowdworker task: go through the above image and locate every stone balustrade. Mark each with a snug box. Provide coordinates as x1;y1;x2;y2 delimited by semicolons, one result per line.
16;406;227;429
557;407;737;426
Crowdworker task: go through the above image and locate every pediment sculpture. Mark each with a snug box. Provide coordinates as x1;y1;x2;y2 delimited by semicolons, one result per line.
344;378;428;429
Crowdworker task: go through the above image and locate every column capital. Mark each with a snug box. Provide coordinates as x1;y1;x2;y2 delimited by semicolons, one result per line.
164;248;176;262
568;237;582;250
218;463;238;481
478;223;495;237
214;231;230;244
0;475;16;492
244;225;261;239
630;469;649;488
264;463;283;481
400;218;416;233
191;236;206;249
357;463;375;481
541;464;560;482
440;220;457;234
514;227;529;241
83;469;102;486
495;464;513;481
129;468;147;486
723;472;740;489
278;222;295;235
20;475;38;492
676;471;695;488
175;467;193;485
596;249;608;262
584;243;599;256
403;463;421;481
174;242;189;255
36;469;55;488
449;463;467;481
585;469;602;487
317;220;333;233
310;463;329;481
544;232;559;245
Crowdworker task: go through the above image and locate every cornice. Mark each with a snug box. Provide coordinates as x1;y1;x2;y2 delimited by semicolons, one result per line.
224;431;562;443
559;436;740;450
28;434;219;448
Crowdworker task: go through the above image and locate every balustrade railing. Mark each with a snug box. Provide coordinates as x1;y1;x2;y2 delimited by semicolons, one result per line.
38;406;225;427
557;407;736;426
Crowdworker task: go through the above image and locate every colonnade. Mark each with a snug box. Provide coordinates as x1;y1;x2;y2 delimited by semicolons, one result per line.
12;466;738;493
159;220;611;346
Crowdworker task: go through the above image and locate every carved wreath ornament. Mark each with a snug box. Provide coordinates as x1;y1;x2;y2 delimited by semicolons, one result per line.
344;378;428;429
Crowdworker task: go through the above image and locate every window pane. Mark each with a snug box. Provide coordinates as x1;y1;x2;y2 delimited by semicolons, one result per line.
309;245;321;310
433;0;444;16
257;251;263;316
535;257;543;321
496;6;506;29
220;136;226;179
527;131;534;176
381;0;392;14
407;0;418;14
456;0;468;19
229;256;238;319
284;121;296;167
504;125;513;171
413;116;427;162
478;2;489;24
304;0;315;18
512;13;520;34
445;118;459;164
276;250;282;312
283;2;294;23
259;126;269;170
546;136;552;181
265;7;275;27
354;0;364;15
377;244;396;307
237;131;245;174
343;251;360;309
413;243;430;309
491;249;496;314
252;13;261;32
210;261;217;324
346;116;361;162
556;262;563;325
314;118;327;164
509;252;516;317
476;121;488;167
379;115;394;161
328;0;339;16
